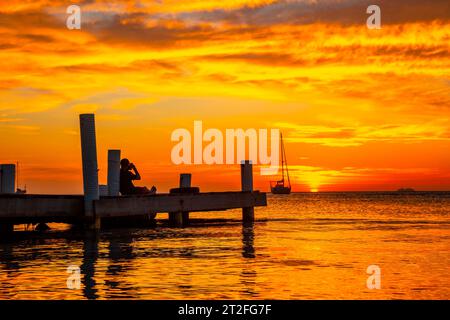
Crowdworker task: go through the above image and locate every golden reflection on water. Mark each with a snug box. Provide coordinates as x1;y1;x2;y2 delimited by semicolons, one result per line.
0;192;449;299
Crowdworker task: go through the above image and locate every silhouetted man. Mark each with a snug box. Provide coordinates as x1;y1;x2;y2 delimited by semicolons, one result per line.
120;158;156;195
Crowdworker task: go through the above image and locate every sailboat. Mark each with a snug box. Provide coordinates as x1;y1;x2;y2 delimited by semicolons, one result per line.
270;132;291;194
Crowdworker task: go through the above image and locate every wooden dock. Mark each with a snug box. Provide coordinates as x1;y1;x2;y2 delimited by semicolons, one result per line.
0;161;267;234
0;190;266;225
0;114;267;234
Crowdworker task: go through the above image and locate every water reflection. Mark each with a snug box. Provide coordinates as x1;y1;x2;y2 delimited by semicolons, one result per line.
240;224;257;297
242;224;255;259
81;232;99;300
105;232;135;299
0;244;18;273
0;193;449;299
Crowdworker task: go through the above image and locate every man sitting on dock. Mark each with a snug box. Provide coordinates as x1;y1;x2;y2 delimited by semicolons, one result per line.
120;158;156;195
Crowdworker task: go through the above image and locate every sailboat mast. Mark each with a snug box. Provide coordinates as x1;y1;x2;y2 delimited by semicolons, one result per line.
283;136;291;187
280;132;284;182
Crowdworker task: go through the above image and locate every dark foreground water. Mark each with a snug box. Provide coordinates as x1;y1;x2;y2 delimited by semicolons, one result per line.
1;192;449;299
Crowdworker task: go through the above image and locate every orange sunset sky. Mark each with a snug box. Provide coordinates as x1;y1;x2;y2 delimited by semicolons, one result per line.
1;0;449;194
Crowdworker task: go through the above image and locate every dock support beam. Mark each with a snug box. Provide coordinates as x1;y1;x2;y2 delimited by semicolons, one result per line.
79;114;100;229
241;160;254;224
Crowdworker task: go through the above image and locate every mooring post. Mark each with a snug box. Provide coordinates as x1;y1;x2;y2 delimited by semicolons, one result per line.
0;164;16;194
107;150;121;196
180;173;191;188
79;114;100;230
241;160;254;224
180;173;191;225
0;165;18;234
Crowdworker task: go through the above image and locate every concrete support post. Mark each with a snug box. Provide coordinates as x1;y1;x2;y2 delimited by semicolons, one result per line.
79;114;100;229
241;160;254;224
180;173;191;188
107;150;121;196
0;164;16;194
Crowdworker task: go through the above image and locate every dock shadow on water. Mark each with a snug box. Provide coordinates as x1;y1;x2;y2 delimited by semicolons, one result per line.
1;192;450;299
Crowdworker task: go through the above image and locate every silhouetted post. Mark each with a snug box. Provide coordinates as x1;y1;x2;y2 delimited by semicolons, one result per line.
241;160;254;224
0;164;16;235
180;173;191;188
107;150;121;196
79;114;100;229
0;164;16;194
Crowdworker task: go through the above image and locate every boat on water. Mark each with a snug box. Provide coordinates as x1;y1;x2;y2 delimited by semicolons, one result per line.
270;132;291;194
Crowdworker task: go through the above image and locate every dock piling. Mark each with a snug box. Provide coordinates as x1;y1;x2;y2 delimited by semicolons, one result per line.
241;160;255;224
180;173;191;188
0;164;16;194
79;114;100;228
107;150;121;196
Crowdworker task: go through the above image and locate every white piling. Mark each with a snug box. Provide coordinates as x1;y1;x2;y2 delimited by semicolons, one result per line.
79;114;99;217
0;164;16;194
107;150;121;196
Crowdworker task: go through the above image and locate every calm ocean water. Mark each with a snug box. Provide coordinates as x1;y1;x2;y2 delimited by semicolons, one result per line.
1;192;449;300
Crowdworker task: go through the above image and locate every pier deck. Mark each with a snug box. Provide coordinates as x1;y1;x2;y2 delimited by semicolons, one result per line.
0;191;267;225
